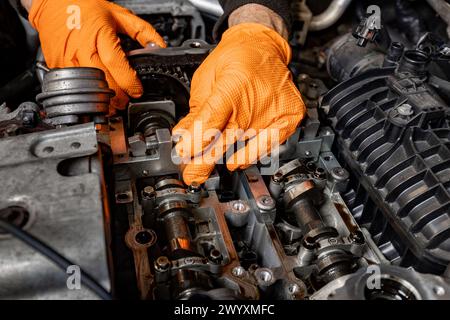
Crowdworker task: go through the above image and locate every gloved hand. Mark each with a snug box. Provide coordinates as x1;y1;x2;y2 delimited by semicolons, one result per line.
28;0;166;110
174;23;306;185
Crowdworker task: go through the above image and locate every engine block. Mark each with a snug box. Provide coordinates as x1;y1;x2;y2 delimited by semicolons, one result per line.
1;34;450;300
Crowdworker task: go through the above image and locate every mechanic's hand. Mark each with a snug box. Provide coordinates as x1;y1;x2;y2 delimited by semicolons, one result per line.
173;23;306;185
28;0;166;110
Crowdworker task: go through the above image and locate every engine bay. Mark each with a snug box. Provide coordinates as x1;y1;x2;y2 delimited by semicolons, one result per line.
1;0;450;300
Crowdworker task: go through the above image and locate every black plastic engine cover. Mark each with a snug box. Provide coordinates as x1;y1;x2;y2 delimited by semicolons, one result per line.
321;54;450;274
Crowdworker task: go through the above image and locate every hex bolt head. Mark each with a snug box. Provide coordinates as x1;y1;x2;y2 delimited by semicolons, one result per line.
188;182;201;193
331;167;349;182
255;268;274;286
328;238;338;245
257;195;275;210
434;286;445;296
142;186;156;199
288;283;300;294
155;256;170;271
209;249;222;263
397;103;414;116
273;172;283;183
232;266;245;278
232;200;247;212
22;116;31;124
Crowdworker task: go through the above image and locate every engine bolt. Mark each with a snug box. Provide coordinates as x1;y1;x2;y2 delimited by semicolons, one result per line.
299;74;309;81
273;172;283;183
288;283;300;294
331;167;349;182
434;286;445;296
142;186;156;199
232;200;247;212
257;195;275;210
328;238;338;245
232;266;245;278
188;182;201;193
209;249;223;263
397;103;414;117
155;256;170;271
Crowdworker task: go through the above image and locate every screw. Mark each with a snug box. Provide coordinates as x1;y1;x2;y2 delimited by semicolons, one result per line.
397;103;414;116
273;172;283;183
255;268;274;285
142;170;149;176
232;200;247;212
299;74;309;81
142;186;155;199
434;286;445;296
188;182;201;193
209;249;222;263
22;116;31;125
304;151;312;157
288;283;300;294
328;238;338;245
232;266;245;278
257;195;275;210
331;167;349;181
155;256;170;271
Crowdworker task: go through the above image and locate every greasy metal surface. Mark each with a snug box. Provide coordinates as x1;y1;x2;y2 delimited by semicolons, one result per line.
114;128;179;178
115;0;206;46
312;265;450;300
238;167;308;299
109;116;128;157
128;39;214;74
309;0;353;31
0;102;53;137
200;192;260;299
0;123;110;299
36;68;113;125
124;181;155;300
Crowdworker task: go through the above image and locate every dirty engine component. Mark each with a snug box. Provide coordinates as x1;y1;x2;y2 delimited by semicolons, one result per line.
1;0;450;301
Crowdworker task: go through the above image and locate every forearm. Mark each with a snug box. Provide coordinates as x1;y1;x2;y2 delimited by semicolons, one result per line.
229;4;288;40
214;0;291;40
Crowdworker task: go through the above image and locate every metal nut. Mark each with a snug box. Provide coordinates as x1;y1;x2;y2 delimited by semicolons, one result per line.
232;266;245;278
155;256;171;271
142;186;156;199
257;195;275;211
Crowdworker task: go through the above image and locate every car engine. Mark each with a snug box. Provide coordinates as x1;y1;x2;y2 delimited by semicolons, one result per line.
1;0;450;300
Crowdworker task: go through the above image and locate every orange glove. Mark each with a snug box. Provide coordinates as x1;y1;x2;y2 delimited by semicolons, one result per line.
174;23;306;185
29;0;166;110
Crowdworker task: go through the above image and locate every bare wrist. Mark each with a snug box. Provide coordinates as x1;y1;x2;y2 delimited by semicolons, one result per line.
228;4;289;40
20;0;33;12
